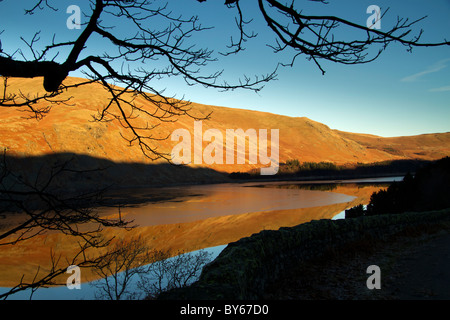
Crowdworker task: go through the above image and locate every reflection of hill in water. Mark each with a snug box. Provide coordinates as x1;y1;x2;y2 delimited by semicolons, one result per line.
0;152;230;217
0;181;386;287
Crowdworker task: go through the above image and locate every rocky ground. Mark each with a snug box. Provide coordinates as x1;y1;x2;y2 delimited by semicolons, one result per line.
264;222;450;300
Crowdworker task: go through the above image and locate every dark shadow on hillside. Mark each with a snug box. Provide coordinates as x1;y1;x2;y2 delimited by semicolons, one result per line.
0;152;230;211
346;157;450;218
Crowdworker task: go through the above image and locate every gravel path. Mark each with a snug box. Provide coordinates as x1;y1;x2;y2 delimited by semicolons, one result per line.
264;225;450;300
381;230;450;299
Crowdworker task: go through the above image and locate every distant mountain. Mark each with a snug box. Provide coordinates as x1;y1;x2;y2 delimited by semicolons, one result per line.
335;130;450;161
1;76;449;187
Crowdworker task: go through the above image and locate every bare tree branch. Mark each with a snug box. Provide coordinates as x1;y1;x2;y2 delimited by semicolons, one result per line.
255;0;449;74
0;150;134;299
0;0;278;160
0;0;449;299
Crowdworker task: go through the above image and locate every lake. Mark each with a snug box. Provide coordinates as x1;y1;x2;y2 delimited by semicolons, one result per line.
0;176;402;299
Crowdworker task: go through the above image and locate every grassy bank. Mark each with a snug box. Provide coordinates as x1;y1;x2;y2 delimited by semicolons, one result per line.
158;208;450;300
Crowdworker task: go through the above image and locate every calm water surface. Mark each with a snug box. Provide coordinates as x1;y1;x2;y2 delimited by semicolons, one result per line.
100;182;355;226
0;176;402;299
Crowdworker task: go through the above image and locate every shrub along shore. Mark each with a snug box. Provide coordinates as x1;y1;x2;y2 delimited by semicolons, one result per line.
159;157;450;300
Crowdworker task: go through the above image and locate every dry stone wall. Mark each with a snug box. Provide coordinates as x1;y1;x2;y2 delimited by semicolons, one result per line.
159;208;450;300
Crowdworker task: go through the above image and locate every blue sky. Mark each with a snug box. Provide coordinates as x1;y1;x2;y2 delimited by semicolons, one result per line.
1;0;449;137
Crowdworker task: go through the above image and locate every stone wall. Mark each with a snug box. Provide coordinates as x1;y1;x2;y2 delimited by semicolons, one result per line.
158;208;450;300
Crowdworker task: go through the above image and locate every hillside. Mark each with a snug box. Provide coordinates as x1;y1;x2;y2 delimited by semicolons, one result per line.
336;130;450;161
0;76;449;188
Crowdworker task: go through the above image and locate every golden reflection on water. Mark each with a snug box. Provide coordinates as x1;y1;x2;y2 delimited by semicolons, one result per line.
0;182;387;286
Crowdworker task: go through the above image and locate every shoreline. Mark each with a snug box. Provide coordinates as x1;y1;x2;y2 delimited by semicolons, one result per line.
65;172;403;210
158;208;450;300
102;171;405;192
